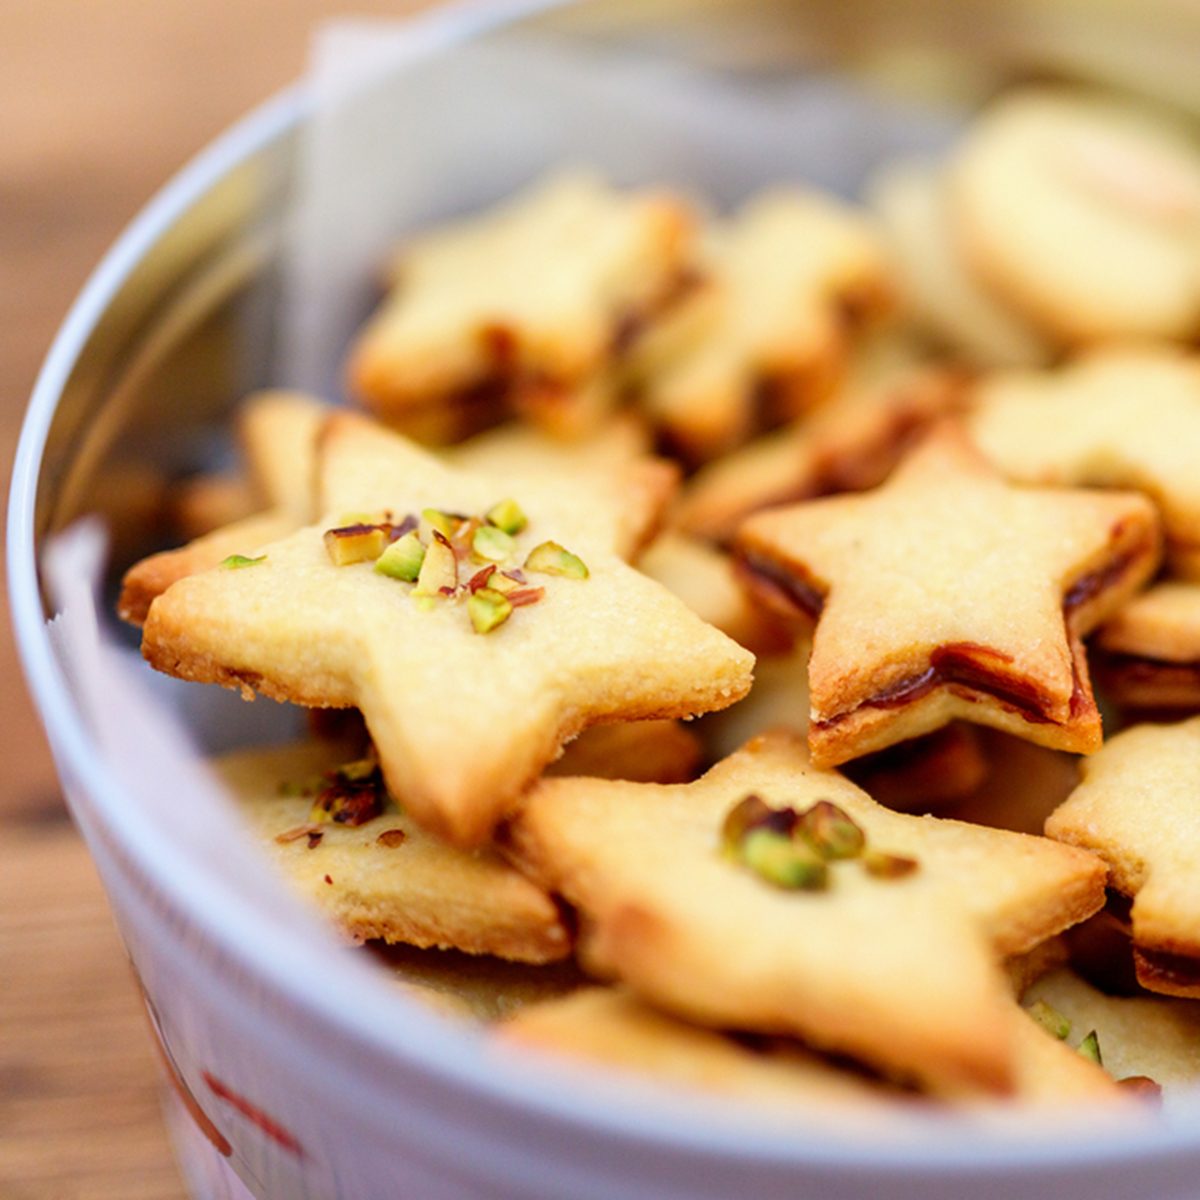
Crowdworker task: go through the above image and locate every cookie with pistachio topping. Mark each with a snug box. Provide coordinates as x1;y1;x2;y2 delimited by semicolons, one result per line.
217;740;571;963
1023;968;1200;1112
949;87;1200;345
1046;717;1200;999
628;188;894;464
503;729;1106;1095
120;405;675;627
141;412;753;846
346;171;696;437
735;422;1160;768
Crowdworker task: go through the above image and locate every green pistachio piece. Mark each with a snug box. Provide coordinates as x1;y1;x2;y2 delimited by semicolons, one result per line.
324;524;388;566
739;827;828;891
420;507;460;540
862;850;919;880
220;553;266;569
525;540;589;579
1078;1030;1103;1066
334;755;379;784
412;532;458;597
486;498;528;535
472;524;516;563
375;531;426;581
1025;1000;1072;1041
720;794;773;856
798;800;865;860
467;587;513;634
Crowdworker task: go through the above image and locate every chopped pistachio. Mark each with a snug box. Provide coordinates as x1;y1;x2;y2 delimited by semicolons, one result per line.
1026;1000;1072;1041
334;755;378;784
324;523;388;566
862;850;919;880
799;800;865;860
472;524;516;562
467;587;513;634
1078;1030;1103;1066
720;794;773;855
220;553;266;569
488;571;522;595
414;596;438;613
486;498;528;535
420;507;462;540
375;531;426;581
525;540;589;579
412;532;458;597
740;827;828;891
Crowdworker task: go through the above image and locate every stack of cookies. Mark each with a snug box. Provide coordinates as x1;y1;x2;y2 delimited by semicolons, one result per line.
121;83;1200;1119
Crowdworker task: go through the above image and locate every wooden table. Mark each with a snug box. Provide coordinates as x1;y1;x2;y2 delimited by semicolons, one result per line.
0;6;422;1196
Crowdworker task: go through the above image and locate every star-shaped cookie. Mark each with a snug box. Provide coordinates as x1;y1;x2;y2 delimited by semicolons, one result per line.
141;413;753;845
676;334;965;544
969;346;1200;574
347;171;696;436
1024;968;1200;1111
504;730;1106;1093
498;985;1121;1111
217;740;571;963
1046;717;1200;999
1095;580;1200;709
630;189;893;463
119;407;674;626
735;423;1160;766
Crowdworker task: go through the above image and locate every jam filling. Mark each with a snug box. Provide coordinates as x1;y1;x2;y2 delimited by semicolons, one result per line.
1134;945;1200;990
811;642;1066;731
1062;540;1150;616
739;533;1150;729
735;551;825;619
1104;890;1200;989
611;267;704;356
1094;651;1200;704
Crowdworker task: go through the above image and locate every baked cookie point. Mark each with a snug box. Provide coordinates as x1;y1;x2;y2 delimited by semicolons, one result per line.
735;422;1160;766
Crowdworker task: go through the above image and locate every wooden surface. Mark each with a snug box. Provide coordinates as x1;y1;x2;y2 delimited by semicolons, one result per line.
0;6;424;1197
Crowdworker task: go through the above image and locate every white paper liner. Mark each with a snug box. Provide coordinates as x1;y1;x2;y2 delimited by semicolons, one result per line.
43;518;348;941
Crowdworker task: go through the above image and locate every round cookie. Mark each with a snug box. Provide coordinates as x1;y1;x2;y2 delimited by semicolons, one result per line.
950;88;1200;345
